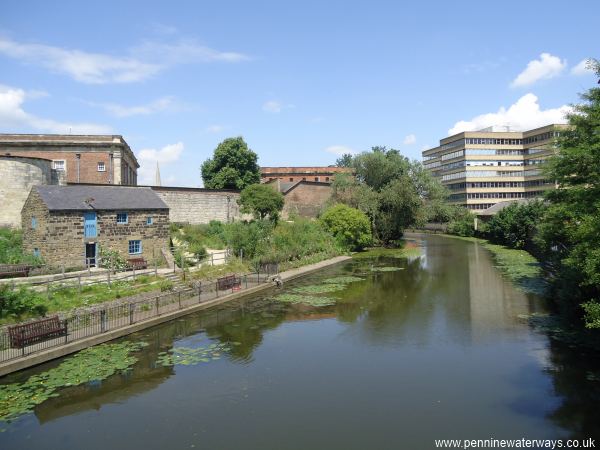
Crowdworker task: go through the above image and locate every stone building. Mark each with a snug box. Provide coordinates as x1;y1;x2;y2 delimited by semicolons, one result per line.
0;155;65;228
21;185;169;268
0;134;139;186
260;166;353;184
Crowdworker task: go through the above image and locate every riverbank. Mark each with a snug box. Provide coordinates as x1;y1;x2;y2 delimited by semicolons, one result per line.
0;255;351;377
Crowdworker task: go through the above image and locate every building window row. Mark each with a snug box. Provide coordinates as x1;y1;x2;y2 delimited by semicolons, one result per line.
423;155;438;161
466;138;522;145
523;131;557;144
447;182;467;190
424;161;441;169
524;179;552;187
441;150;464;161
440;139;465;151
524;159;545;165
467;192;526;199
442;170;523;181
465;149;524;156
449;193;466;201
466;160;524;167
524;170;542;177
468;181;524;188
526;147;552;155
466;203;495;210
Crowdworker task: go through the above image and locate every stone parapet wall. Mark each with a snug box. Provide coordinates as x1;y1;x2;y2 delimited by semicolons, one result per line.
151;187;242;224
282;183;332;218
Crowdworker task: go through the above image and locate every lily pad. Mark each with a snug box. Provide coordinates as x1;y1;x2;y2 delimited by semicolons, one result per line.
155;343;231;367
371;266;404;272
273;293;336;307
322;276;364;284
292;284;346;294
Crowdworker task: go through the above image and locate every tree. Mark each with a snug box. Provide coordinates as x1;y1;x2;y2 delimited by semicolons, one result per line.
201;137;260;189
536;58;600;326
320;204;372;251
238;184;284;221
486;200;547;250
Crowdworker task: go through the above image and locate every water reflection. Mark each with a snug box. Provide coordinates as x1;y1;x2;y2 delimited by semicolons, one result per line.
2;234;600;449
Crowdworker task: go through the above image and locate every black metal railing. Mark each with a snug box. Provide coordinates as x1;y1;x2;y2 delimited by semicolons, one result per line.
0;271;274;364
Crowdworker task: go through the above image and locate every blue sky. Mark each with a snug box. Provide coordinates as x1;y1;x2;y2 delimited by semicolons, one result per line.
0;0;597;186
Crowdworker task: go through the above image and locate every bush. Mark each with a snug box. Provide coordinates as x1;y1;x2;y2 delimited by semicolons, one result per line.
485;200;546;250
447;208;476;237
0;228;43;265
320;204;372;251
582;300;600;329
0;284;47;320
159;280;175;292
222;220;272;259
98;247;127;271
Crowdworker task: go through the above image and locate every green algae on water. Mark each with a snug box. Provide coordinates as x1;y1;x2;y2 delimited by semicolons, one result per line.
273;293;337;307
292;284;347;294
371;267;404;272
322;276;364;284
155;343;232;367
0;341;148;423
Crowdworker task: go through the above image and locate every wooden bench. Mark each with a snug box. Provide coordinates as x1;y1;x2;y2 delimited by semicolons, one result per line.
217;274;241;291
0;264;31;279
127;258;147;270
8;316;68;349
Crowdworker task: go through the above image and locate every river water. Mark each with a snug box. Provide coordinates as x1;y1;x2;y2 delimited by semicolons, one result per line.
1;234;599;449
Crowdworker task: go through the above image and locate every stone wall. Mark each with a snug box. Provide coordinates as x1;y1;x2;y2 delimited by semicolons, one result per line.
151;187;242;224
22;189;169;268
282;182;332;218
0;156;54;228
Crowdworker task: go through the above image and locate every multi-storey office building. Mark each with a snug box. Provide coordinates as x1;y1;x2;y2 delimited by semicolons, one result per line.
422;124;566;211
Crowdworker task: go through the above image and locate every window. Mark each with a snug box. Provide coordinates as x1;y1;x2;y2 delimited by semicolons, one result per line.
31;216;37;229
52;160;65;171
146;216;153;225
289;178;293;182
315;177;319;182
33;248;40;258
128;240;142;255
97;162;106;172
325;177;330;182
116;212;128;224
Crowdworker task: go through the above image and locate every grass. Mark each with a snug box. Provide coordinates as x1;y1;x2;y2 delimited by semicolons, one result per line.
187;259;251;281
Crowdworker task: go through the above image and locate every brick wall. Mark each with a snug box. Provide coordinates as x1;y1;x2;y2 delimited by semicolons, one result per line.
282;183;332;218
152;187;242;224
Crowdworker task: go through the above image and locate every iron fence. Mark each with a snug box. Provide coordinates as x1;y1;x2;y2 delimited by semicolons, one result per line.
0;270;276;364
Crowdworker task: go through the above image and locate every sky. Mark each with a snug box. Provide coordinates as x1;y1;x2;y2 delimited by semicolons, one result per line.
0;0;597;186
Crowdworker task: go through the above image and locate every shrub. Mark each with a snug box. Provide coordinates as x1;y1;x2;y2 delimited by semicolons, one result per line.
582;300;600;329
320;204;372;251
485;200;546;250
222;220;272;259
159;280;175;292
98;246;127;271
0;227;43;265
0;284;47;319
447;207;476;237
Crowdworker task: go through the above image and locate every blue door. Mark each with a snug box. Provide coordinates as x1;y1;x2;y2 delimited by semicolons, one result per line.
84;212;97;238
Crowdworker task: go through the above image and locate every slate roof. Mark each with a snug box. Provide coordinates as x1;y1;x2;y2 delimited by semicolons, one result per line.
477;199;537;216
34;185;168;211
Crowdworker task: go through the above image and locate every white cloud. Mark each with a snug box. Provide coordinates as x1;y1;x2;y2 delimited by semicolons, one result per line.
263;100;282;113
510;53;566;87
0;84;111;134
0;36;249;84
136;142;184;185
571;59;594;76
403;134;416;145
448;93;570;135
87;96;182;117
324;145;357;156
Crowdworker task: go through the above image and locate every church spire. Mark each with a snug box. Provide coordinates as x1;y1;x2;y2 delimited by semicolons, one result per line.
155;161;162;186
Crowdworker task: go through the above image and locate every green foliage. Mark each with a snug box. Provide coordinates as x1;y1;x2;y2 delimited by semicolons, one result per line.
98;246;127;271
238;184;284;221
446;207;476;237
534;59;600;320
582;300;600;329
201;137;260;189
293;283;347;294
331;149;448;245
273;293;337;307
159;280;174;292
371;267;404;272
323;276;364;284
223;220;273;259
320;204;372;251
0;341;148;422
486;200;547;249
0;228;43;265
0;284;47;320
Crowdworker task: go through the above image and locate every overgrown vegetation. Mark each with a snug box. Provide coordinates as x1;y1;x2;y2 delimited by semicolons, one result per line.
333;147;449;246
0;284;47;321
320;204;372;251
0;228;43;266
238;183;284;221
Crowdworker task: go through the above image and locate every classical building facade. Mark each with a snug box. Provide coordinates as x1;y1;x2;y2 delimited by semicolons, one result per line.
21;185;169;268
0;134;139;186
422;124;567;211
260;166;353;184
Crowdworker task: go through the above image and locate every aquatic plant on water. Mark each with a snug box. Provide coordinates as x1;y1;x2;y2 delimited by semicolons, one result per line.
371;267;404;272
155;342;236;367
0;341;148;423
322;276;364;284
292;284;347;294
273;293;337;307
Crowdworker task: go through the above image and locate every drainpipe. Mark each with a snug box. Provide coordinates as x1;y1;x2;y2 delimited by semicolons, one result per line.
76;153;81;183
109;152;113;184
